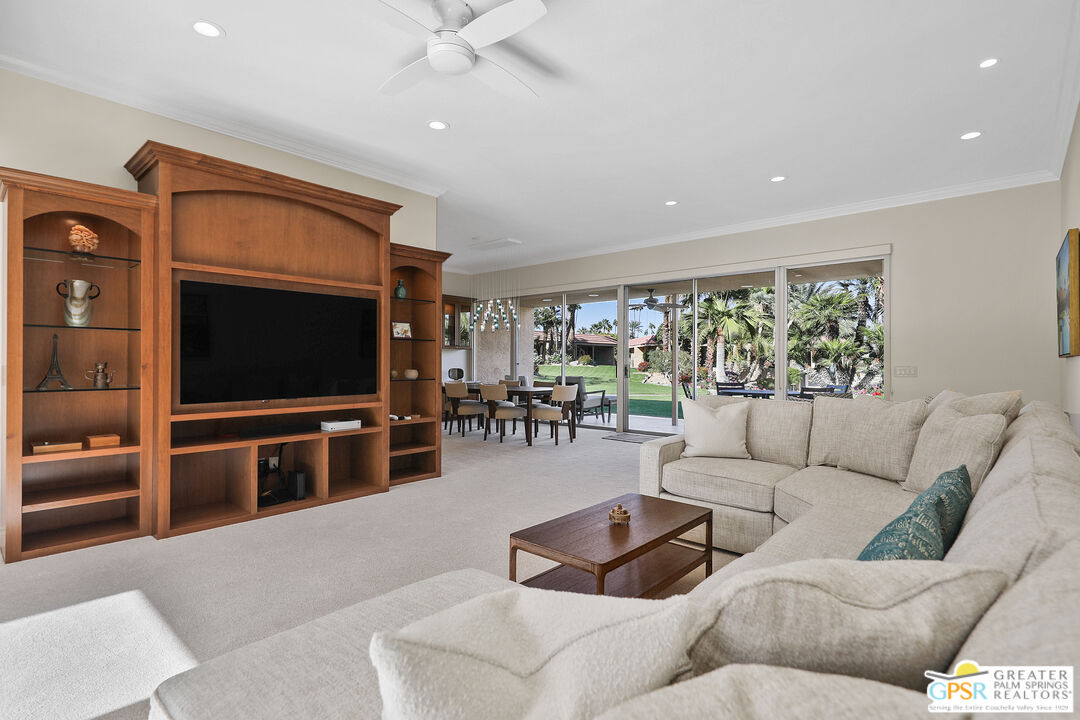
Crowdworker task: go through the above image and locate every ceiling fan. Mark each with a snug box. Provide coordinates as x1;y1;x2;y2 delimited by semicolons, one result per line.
377;0;546;99
630;289;690;312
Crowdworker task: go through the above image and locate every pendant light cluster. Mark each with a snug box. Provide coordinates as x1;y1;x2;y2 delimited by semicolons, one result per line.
472;298;518;333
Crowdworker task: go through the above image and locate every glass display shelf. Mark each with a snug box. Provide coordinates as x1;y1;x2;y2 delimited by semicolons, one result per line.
24;246;140;269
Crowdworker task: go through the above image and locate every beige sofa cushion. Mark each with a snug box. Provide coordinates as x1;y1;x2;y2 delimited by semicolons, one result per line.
693;397;812;468
838;396;928;482
596;664;965;720
659;491;775;555
370;588;699;720
690;559;1007;691
945;436;1080;582
955;537;1080;668
773;465;914;523
149;569;517;720
1002;401;1080;454
681;398;751;458
903;408;1007;493
661;457;796;512
928;389;1023;422
807;396;854;467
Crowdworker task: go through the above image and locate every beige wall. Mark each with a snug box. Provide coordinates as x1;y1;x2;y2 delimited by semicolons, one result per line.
0;70;437;248
442;271;472;297
471;182;1063;404
1060;102;1080;421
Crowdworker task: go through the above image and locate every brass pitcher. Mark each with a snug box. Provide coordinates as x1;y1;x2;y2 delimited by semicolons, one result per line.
85;362;116;389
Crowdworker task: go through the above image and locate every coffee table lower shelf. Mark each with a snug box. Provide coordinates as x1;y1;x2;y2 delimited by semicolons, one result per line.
520;542;706;598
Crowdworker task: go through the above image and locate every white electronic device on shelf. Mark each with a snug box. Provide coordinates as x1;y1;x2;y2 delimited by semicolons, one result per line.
320;419;363;432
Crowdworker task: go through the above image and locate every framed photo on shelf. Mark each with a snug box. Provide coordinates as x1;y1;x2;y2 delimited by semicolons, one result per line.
392;321;413;339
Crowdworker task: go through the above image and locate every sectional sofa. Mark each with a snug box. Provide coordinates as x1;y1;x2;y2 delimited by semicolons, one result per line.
148;393;1080;719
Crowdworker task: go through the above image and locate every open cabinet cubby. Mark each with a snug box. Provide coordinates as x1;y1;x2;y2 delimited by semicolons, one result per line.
2;169;156;562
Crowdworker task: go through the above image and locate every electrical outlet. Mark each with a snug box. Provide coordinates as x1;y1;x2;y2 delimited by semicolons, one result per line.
268;456;280;470
893;365;918;378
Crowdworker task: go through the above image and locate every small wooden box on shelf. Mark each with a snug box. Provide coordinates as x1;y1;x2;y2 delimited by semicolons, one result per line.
2;168;156;562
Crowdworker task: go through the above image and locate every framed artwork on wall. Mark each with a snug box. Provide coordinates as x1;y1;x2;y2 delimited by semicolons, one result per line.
1057;228;1080;357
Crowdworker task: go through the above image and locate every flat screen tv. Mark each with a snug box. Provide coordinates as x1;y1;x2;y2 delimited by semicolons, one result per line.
179;280;378;404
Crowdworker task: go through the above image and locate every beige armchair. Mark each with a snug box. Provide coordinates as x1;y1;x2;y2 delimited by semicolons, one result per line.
531;385;578;445
479;384;527;443
444;382;486;437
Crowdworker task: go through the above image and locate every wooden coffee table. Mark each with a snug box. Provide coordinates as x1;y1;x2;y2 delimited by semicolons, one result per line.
509;493;713;598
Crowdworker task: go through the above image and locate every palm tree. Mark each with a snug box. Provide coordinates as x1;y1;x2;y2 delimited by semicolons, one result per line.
566;303;581;356
794;290;857;341
696;292;766;380
627;319;642;338
818;337;860;386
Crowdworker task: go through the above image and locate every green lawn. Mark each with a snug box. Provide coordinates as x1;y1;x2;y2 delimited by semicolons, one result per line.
534;364;685;418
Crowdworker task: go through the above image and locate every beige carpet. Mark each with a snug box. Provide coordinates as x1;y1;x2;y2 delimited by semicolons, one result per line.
0;426;732;719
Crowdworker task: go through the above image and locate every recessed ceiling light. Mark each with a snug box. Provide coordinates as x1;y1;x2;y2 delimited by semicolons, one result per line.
541;298;553;302
960;131;982;140
428;120;449;130
587;293;599;297
664;200;678;206
979;58;998;69
741;284;754;288
770;176;786;183
793;273;803;278
192;20;224;38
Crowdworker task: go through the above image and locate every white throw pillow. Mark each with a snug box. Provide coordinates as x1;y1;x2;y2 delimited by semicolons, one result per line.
690;559;1007;691
903;408;1008;493
680;398;750;459
837;396;928;482
370;588;701;720
807;396;855;467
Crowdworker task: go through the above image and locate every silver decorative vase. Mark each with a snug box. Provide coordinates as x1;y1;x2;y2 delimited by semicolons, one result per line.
56;279;101;327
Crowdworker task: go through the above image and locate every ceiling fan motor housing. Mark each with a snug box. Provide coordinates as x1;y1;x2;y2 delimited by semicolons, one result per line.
427;32;476;74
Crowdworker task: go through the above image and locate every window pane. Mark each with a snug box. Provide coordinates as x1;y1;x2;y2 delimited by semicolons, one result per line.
695;272;776;396
443;302;455;346
458;307;471;347
786;260;885;396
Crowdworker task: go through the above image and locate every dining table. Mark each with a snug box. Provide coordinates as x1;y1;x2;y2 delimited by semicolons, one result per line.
456;382;554;446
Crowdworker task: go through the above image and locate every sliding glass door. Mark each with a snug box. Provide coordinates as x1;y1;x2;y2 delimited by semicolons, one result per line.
624;281;693;433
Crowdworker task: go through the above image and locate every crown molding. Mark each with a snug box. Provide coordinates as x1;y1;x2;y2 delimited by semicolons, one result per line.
1049;2;1080;176
0;56;448;198
443;169;1058;273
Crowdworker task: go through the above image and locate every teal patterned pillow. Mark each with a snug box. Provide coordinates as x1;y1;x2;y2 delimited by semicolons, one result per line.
858;466;974;561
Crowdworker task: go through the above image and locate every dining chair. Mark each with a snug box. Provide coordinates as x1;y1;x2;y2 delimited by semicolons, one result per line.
531;384;578;446
479;384;526;442
444;382;486;436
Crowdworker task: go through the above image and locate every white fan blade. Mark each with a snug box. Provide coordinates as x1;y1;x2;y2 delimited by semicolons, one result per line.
376;0;439;34
472;55;538;100
379;56;435;95
458;0;546;50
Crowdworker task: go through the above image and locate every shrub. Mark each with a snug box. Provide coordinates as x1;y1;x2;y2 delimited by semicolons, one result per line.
576;354;593;366
678;372;692;384
646;347;693;377
637;361;651;372
787;367;803;389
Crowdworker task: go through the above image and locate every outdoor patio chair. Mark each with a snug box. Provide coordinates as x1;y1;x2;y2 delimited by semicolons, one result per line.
715;381;746;395
565;376;611;424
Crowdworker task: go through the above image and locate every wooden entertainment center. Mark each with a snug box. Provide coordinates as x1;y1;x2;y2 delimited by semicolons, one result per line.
1;143;447;561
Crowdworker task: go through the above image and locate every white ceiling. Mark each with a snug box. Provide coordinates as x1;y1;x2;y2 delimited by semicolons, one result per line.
2;1;1079;273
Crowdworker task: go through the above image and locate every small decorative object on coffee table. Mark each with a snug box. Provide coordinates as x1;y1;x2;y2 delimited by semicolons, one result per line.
36;334;73;390
68;224;99;254
392;321;412;339
394;279;407;298
510;493;712;598
609;503;631;525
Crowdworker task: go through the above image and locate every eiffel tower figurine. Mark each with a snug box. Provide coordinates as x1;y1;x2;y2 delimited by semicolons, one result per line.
36;334;73;391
